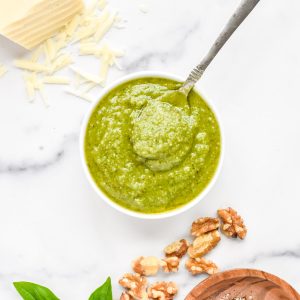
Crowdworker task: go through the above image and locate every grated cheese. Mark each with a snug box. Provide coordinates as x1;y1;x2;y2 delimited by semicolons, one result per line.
73;19;100;43
74;8;111;43
101;44;124;60
74;72;83;88
43;76;70;84
14;0;125;106
82;82;97;93
31;45;43;63
23;72;37;101
65;14;81;38
65;89;94;102
45;38;56;62
55;32;68;54
50;54;73;74
79;43;98;55
78;43;123;81
101;44;123;79
80;43;123;59
14;60;51;73
44;35;67;65
70;66;103;85
100;61;110;81
112;57;123;70
94;12;116;42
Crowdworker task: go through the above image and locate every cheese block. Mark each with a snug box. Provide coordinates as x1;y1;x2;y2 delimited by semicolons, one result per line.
0;0;84;49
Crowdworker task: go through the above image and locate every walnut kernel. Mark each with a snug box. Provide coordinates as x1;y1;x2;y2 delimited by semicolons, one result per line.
160;257;180;273
119;273;148;300
148;282;178;300
191;217;220;237
132;256;161;276
120;292;134;300
185;257;218;275
188;230;221;258
164;239;189;258
218;207;247;239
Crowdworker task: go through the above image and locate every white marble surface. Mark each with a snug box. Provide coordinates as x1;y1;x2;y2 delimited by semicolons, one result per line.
0;0;300;299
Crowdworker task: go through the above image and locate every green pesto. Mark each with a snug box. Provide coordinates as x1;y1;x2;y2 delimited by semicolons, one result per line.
85;77;221;214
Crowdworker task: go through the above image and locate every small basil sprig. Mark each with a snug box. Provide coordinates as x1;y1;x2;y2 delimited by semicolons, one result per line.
13;282;60;300
13;277;113;300
89;277;113;300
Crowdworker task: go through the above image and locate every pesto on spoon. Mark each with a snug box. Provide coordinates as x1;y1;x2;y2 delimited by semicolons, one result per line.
132;0;260;170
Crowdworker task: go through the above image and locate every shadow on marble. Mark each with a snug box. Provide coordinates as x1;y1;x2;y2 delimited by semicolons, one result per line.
0;36;28;59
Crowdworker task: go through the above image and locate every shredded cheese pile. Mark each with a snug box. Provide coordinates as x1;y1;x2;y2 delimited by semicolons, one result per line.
11;0;125;105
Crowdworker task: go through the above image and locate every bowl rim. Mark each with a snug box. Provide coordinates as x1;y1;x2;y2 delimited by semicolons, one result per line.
185;268;300;300
80;70;224;220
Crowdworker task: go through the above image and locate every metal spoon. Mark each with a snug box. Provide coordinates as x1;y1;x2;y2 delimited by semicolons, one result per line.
163;0;261;108
132;0;261;169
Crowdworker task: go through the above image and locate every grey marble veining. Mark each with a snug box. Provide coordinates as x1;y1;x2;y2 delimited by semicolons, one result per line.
0;133;78;174
0;0;299;299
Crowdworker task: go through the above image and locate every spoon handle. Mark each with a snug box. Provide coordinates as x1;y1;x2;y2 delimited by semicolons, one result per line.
181;0;260;94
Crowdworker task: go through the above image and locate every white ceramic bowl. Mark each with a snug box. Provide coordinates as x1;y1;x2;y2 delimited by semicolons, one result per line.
80;71;224;219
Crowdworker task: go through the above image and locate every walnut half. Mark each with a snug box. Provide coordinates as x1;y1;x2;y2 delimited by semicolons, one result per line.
148;282;178;300
164;239;189;258
191;217;220;237
160;257;180;273
132;256;161;276
188;230;221;258
218;207;247;239
185;257;218;275
119;273;148;300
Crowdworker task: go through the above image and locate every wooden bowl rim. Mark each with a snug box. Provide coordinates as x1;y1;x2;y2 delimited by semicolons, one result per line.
185;268;300;300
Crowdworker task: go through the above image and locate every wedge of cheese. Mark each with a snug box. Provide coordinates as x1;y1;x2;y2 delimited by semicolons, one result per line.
0;0;84;49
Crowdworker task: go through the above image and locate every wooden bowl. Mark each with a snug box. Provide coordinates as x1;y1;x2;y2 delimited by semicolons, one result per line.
185;269;300;300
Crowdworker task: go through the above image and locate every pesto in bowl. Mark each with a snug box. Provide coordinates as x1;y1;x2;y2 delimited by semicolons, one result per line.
84;76;221;215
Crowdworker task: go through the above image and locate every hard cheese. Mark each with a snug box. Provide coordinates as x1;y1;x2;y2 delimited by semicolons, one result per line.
0;0;84;49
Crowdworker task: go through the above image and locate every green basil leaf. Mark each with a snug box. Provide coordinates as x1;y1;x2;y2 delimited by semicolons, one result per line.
89;277;113;300
13;282;60;300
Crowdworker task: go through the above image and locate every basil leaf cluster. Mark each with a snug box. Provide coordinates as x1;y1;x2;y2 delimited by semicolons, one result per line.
13;277;112;300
